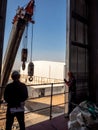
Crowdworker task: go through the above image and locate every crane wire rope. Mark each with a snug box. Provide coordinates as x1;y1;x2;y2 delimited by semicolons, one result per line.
22;23;28;49
28;23;34;81
30;23;34;62
30;0;36;61
21;24;28;70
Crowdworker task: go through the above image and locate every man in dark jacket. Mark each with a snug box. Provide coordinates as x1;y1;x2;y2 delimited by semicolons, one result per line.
64;72;76;115
4;71;28;130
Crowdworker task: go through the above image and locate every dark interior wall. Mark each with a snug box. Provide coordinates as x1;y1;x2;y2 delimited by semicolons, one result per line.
88;0;98;103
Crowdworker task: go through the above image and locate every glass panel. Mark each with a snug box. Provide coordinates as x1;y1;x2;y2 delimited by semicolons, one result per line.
66;0;89;105
75;0;87;17
70;45;77;72
76;21;83;43
71;18;75;41
71;15;88;45
85;25;88;45
78;47;85;72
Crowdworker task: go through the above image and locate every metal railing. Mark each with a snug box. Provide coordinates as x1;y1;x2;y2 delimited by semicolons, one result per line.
0;82;88;129
0;82;67;130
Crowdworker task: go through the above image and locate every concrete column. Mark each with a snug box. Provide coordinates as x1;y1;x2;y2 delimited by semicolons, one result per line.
88;0;98;103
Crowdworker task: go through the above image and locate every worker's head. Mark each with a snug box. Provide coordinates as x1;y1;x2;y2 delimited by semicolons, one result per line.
11;71;20;81
68;71;73;77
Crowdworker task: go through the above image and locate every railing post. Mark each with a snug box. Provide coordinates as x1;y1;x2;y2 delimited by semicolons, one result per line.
50;83;53;120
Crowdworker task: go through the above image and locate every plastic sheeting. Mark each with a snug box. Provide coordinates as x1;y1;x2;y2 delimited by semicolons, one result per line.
68;101;98;130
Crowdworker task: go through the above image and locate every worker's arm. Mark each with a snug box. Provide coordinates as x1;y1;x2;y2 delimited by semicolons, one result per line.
64;78;73;87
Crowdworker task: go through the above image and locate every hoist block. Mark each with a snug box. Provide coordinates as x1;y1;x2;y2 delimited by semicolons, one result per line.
21;48;28;62
28;62;34;76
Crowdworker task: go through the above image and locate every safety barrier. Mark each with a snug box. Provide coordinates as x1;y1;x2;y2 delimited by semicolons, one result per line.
0;82;88;130
0;82;66;130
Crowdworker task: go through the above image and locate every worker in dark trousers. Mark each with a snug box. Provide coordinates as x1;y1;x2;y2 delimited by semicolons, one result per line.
64;72;76;116
4;71;28;130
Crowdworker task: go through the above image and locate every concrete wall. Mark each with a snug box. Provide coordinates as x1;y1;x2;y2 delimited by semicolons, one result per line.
20;61;65;80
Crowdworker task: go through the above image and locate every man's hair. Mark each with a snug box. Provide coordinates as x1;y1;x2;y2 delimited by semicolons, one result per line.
11;71;20;80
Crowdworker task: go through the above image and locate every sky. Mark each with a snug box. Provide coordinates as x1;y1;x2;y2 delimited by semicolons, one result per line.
4;0;66;69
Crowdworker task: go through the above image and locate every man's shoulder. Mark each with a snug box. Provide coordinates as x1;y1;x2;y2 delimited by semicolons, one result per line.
20;81;26;85
19;81;27;88
6;82;14;87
